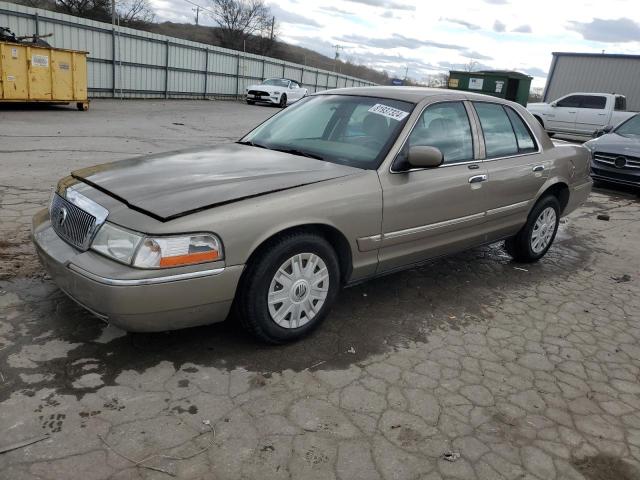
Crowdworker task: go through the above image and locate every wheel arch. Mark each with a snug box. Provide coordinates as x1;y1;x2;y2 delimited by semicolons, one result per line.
241;223;353;285
534;181;570;215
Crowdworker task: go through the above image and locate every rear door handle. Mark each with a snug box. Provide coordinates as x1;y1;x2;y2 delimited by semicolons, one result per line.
532;165;545;172
468;174;488;183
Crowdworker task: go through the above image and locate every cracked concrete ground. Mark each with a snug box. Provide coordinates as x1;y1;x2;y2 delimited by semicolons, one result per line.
1;100;639;480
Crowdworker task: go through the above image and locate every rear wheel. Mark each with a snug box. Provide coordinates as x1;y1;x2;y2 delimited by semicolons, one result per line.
278;94;287;108
237;233;340;343
505;195;560;263
246;100;255;105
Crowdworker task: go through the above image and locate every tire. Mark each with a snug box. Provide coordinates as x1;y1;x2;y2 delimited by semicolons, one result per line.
237;232;340;344
505;195;561;263
278;94;287;108
246;100;255;105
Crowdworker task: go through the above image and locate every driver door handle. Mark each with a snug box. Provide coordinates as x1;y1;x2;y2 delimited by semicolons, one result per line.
468;174;488;184
532;165;545;172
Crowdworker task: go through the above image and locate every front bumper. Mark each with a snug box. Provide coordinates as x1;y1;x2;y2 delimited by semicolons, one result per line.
32;209;244;332
246;93;279;104
591;163;640;187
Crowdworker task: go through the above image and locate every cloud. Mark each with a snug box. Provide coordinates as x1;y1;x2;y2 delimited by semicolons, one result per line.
442;17;481;30
464;50;493;61
512;24;532;33
493;20;506;32
268;3;321;27
567;17;640;43
483;0;509;3
338;33;467;51
318;6;355;16
521;66;547;77
438;60;494;71
345;0;416;11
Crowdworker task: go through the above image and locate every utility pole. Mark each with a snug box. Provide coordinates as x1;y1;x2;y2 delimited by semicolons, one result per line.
270;16;275;41
333;45;344;72
193;6;200;25
404;65;409;80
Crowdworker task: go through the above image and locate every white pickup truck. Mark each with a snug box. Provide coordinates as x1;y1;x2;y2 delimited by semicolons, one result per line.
527;92;636;136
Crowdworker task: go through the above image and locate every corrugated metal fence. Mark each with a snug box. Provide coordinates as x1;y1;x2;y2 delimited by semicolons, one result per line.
0;1;375;99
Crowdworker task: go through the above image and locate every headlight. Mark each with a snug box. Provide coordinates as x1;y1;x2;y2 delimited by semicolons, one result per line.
132;234;222;268
92;223;143;265
91;223;222;268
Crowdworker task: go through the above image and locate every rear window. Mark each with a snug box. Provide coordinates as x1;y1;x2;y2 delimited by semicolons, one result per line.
615;96;626;111
580;96;607;109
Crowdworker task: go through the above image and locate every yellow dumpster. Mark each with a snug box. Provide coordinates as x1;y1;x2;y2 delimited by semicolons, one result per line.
0;41;89;111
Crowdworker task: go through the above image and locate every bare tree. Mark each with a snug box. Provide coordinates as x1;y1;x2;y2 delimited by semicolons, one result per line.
55;0;111;21
209;0;272;50
464;59;478;72
117;0;155;25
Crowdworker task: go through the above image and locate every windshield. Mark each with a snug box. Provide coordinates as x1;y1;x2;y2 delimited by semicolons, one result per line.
241;95;414;169
263;79;289;87
615;114;640;137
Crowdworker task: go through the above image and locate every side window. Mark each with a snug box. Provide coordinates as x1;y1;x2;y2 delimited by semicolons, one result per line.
556;95;581;108
615;96;626;111
474;103;518;158
407;102;473;164
581;96;606;109
505;107;537;153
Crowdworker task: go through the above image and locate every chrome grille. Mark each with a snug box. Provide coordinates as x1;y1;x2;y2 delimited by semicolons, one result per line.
50;193;96;250
593;152;640;170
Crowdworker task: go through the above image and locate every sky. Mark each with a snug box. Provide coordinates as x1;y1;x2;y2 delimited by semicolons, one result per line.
149;0;640;88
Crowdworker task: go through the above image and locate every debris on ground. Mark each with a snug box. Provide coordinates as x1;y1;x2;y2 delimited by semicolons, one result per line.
172;122;185;126
597;214;610;221
612;274;631;283
442;451;461;462
97;419;215;477
308;360;326;370
514;267;529;272
347;347;356;354
0;435;49;454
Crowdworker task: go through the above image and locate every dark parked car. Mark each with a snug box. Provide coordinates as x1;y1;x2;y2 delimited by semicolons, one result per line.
584;113;640;188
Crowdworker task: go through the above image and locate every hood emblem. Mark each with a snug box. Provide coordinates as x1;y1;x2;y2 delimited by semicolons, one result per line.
614;156;627;169
54;206;68;227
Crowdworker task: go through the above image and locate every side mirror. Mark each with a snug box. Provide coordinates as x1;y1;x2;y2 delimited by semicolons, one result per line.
550;103;557;108
407;146;443;169
593;125;613;138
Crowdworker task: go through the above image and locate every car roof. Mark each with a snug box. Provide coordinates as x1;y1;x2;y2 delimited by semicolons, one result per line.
312;86;518;105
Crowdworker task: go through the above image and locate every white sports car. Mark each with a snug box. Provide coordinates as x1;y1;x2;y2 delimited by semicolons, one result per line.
245;78;308;108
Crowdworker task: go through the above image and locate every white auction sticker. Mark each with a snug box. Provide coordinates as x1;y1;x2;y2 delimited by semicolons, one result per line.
368;103;409;121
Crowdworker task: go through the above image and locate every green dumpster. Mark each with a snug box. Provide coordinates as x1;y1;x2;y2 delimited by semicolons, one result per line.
447;70;532;106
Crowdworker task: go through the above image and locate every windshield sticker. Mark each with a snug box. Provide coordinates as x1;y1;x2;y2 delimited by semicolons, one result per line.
368;104;409;121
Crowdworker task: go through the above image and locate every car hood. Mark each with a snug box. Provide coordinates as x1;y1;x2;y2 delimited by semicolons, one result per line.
526;102;548;110
248;84;285;92
586;133;640;156
72;144;360;221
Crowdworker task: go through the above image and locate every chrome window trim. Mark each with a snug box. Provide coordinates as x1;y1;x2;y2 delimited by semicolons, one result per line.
68;264;225;286
471;100;543;160
389;99;479;174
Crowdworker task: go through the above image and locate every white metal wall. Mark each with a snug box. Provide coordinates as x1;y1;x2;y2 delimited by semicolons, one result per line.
0;1;375;99
544;53;640;111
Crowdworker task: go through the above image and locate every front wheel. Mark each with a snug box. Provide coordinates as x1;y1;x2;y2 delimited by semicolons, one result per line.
278;94;287;108
237;233;340;343
505;195;560;263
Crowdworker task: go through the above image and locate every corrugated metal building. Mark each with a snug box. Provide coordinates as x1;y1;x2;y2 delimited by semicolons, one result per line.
0;1;374;99
543;52;640;111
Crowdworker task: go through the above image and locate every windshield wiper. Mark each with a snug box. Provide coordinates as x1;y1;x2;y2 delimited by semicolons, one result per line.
270;147;324;160
236;140;267;149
